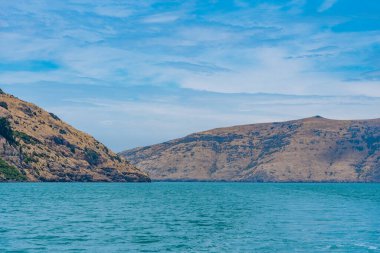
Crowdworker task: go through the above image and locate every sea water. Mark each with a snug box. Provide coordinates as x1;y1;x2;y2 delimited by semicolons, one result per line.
0;183;379;252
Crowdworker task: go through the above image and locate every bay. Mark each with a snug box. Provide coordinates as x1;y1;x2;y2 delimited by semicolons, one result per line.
1;183;379;252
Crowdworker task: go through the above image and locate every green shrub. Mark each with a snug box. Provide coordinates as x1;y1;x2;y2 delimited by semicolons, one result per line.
0;89;5;95
52;135;76;153
59;129;67;135
49;112;60;121
84;148;100;166
14;131;40;145
23;155;38;164
52;136;65;145
0;117;16;145
114;155;122;162
69;145;76;154
0;157;26;181
0;102;8;109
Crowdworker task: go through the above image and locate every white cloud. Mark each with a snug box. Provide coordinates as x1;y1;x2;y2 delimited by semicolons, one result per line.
142;12;180;23
1;0;379;98
94;6;132;18
152;47;380;97
318;0;338;12
1;0;380;150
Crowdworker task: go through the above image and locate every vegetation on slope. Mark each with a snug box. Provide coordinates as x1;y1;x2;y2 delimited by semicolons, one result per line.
122;117;380;182
0;89;150;182
0;157;26;181
0;117;16;145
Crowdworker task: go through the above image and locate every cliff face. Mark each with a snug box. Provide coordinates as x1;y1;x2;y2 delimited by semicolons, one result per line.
0;90;150;182
121;117;380;182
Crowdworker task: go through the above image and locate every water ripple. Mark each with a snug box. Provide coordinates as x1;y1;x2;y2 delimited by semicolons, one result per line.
0;183;379;252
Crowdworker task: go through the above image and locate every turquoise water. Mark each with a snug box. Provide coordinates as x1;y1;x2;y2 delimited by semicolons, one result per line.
1;183;379;252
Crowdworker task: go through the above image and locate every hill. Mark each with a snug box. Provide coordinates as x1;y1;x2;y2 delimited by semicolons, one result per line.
121;116;380;182
0;89;150;182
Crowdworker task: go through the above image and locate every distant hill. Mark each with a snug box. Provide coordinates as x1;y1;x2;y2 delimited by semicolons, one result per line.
0;89;150;182
121;116;380;182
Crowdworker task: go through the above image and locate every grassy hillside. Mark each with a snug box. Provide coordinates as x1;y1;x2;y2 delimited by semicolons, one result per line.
122;117;380;182
0;89;150;182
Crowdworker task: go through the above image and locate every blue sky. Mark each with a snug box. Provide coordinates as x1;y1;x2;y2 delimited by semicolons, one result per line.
1;0;380;151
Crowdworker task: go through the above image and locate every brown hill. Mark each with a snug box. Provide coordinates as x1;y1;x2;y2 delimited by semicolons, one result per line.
0;89;150;182
121;116;380;182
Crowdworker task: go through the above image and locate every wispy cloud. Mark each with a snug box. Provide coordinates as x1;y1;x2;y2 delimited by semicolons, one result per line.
1;0;379;96
94;6;132;18
142;12;181;23
318;0;338;12
1;0;380;149
157;61;231;74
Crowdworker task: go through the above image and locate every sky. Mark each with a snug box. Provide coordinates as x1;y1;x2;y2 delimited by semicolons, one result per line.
1;0;380;151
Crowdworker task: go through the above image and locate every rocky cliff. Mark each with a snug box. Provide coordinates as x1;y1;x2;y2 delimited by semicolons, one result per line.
121;116;380;182
0;89;150;182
